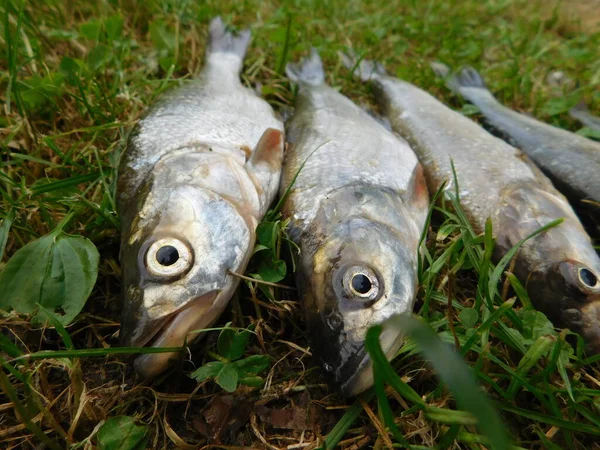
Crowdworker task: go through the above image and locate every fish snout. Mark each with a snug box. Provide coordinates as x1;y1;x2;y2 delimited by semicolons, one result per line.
316;320;405;398
579;296;600;353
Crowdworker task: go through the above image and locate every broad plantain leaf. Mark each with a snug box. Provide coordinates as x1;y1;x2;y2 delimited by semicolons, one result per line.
0;230;99;325
97;416;148;450
0;210;14;261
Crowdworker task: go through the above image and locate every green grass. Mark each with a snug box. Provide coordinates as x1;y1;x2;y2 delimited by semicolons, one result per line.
1;0;599;448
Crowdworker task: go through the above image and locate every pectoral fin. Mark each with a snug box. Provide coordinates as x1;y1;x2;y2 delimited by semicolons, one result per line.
246;127;286;213
408;163;430;213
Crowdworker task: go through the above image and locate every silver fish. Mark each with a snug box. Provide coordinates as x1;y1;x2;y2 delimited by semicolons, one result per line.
282;49;429;396
117;17;285;377
431;63;600;205
343;53;600;351
570;102;600;134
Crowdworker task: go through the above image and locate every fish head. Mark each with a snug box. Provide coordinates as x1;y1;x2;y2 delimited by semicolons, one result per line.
119;182;252;377
301;214;418;397
527;256;600;349
496;183;600;351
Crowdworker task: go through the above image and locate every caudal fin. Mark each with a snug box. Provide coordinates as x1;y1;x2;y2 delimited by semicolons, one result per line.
207;16;251;60
340;50;387;82
431;62;487;91
570;101;589;115
286;48;325;86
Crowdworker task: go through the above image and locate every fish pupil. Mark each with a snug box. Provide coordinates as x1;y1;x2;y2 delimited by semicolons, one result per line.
579;268;598;287
156;245;179;266
352;274;372;295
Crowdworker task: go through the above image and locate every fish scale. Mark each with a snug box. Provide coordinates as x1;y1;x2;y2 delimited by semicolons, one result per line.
281;49;429;397
433;63;600;207
117;17;285;378
344;53;600;352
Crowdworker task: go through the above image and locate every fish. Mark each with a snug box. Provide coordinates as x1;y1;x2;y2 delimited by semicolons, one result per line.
342;52;600;351
281;49;429;396
117;17;285;378
430;63;600;207
570;102;600;134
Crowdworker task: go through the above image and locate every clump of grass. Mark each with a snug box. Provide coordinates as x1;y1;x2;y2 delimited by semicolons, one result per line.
1;0;600;449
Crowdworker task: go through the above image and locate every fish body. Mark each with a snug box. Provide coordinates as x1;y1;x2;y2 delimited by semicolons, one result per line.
432;64;600;205
570;102;600;134
117;17;284;377
343;54;600;350
282;50;429;396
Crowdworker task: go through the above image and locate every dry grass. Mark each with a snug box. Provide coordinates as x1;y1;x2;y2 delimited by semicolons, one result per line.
1;0;600;449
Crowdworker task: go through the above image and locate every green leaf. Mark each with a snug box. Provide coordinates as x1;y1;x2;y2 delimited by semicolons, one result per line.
256;257;287;283
519;310;555;341
425;407;478;425
87;44;112;72
105;15;124;41
0;230;100;325
576;127;600;140
252;244;270;255
79;19;102;41
0;210;14;261
149;20;176;50
256;221;279;249
215;363;239;392
217;324;252;361
189;361;224;382
506;335;554;398
541;94;580;116
232;354;270;377
97;416;148;450
459;308;479;328
238;376;265;387
59;57;85;85
36;304;74;350
369;315;511;450
320;395;373;450
18;73;64;110
437;223;458;241
0;333;22;358
506;272;533;309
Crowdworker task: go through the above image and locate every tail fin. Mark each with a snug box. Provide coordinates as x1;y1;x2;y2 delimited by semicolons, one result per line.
207;16;251;60
570;101;589;115
340;50;386;82
285;48;325;86
431;62;489;95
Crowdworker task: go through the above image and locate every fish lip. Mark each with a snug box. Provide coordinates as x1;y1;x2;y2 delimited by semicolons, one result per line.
336;324;405;397
578;295;600;353
125;291;219;378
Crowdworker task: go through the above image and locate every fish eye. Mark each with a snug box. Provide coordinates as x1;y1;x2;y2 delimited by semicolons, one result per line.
342;266;381;302
146;238;193;279
578;268;598;288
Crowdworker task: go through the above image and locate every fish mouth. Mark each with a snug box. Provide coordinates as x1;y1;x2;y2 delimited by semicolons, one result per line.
336;322;405;397
578;297;600;354
129;291;219;378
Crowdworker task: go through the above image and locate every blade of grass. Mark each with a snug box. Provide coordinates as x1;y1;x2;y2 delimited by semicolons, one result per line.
369;315;511;450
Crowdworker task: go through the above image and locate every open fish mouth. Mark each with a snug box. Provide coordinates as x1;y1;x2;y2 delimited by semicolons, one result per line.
130;291;218;378
337;323;406;397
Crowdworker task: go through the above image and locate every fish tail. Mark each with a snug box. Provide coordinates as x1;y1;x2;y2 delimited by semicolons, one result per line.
570;101;588;114
286;48;325;86
431;62;489;94
207;16;251;65
339;49;387;82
